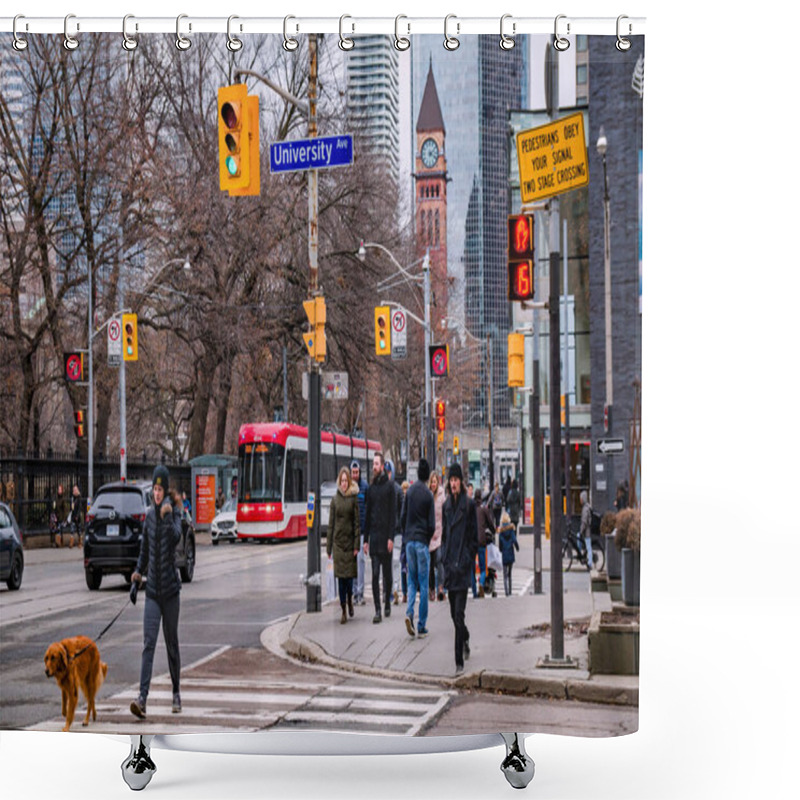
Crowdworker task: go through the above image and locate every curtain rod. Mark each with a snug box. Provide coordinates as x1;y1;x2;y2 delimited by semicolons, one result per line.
1;15;646;38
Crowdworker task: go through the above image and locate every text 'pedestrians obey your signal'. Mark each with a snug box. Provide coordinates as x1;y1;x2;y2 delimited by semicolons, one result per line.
516;112;589;204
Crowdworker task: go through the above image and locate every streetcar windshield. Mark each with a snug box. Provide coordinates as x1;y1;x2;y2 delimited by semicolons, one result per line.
238;442;285;502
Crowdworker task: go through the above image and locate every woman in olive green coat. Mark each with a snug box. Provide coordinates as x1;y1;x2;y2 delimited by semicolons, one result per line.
327;467;361;624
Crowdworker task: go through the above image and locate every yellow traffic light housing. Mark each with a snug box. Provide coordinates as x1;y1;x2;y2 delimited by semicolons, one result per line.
453;435;460;455
507;332;525;387
74;410;85;439
435;399;446;432
218;84;260;197
303;296;327;363
122;313;138;361
375;306;391;355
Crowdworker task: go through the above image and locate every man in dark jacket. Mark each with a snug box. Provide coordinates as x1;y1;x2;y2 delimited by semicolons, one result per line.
363;452;396;623
130;464;183;719
385;459;404;606
400;458;434;638
507;479;521;530
441;463;478;673
351;460;368;606
472;489;495;599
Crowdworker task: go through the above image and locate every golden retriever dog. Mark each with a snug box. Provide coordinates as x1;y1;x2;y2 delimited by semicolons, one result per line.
44;636;108;732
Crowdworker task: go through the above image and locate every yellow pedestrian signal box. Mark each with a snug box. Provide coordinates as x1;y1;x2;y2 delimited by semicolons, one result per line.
122;313;138;361
375;306;391;355
507;332;525;387
218;84;260;197
302;296;327;363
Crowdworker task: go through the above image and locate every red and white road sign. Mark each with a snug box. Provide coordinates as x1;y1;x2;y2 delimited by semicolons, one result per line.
391;308;407;359
108;317;122;364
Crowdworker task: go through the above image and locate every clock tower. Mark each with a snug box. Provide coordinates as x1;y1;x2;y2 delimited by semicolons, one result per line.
414;62;448;330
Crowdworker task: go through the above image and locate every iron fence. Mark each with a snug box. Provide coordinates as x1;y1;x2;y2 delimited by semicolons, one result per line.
0;448;191;538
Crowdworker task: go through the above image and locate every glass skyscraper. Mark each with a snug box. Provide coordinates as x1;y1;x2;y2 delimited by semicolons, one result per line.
411;37;528;428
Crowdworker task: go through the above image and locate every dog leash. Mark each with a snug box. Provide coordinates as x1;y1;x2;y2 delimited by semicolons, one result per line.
68;595;133;664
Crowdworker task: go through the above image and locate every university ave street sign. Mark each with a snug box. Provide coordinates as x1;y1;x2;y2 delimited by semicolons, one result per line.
516;112;589;204
597;438;625;455
269;134;354;174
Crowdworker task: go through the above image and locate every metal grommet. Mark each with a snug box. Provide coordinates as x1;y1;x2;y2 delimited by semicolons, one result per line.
499;14;515;50
553;14;570;51
616;15;632;51
176;14;192;51
12;15;28;51
122;14;138;51
227;15;243;52
339;15;354;51
63;14;79;51
444;14;460;51
283;15;299;51
394;15;410;51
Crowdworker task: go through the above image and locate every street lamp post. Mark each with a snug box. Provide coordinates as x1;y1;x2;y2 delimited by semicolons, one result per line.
358;242;432;463
597;126;613;430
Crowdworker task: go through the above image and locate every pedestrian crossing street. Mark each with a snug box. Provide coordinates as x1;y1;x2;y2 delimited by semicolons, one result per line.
30;674;454;737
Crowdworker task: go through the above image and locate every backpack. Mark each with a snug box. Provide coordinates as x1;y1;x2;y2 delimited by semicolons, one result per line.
492;491;502;509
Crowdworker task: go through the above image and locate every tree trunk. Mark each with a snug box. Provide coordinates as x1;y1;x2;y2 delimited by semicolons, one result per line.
187;357;215;459
214;359;233;454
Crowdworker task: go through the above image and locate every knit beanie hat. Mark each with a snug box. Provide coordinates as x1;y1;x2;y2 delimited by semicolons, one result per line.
152;464;170;490
447;462;463;482
417;458;431;482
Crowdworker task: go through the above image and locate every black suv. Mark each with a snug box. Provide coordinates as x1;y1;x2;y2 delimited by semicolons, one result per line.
83;481;196;590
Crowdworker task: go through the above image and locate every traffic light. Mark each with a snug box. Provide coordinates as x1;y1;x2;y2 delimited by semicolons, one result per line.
122;313;138;361
507;214;535;301
429;344;450;377
375;306;391;355
435;399;446;432
74;410;85;439
453;435;460;456
302;296;327;363
507;332;525;387
218;84;260;197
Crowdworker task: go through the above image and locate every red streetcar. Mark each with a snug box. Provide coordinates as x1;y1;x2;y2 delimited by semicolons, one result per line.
236;423;381;541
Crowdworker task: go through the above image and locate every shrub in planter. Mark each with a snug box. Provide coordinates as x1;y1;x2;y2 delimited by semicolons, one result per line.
614;508;637;551
600;512;617;536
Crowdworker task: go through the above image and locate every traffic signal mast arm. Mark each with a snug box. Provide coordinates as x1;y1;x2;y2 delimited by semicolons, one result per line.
377;300;430;334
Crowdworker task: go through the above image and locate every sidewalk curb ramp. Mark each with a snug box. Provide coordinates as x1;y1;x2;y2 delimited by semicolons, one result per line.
265;613;638;708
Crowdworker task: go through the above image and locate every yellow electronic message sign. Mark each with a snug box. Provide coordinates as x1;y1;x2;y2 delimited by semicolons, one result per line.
516;112;589;204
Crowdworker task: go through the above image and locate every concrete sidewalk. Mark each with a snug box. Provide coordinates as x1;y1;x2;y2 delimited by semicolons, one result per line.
271;536;638;707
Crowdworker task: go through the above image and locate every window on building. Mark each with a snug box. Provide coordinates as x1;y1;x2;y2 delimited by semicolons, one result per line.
435;210;440;246
577;65;587;85
577;34;588;51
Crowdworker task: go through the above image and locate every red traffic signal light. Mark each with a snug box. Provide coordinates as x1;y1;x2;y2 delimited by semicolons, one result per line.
435;399;446;432
507;214;535;301
74;410;85;439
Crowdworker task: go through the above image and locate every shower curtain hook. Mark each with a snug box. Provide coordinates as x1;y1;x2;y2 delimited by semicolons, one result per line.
499;14;515;50
444;14;460;51
394;15;410;51
553;14;570;51
122;15;138;51
339;15;354;51
12;15;29;51
283;15;299;51
227;15;243;51
176;14;192;51
63;14;79;51
616;15;632;51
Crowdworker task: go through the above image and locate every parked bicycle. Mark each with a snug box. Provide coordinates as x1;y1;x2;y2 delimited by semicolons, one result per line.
562;521;605;572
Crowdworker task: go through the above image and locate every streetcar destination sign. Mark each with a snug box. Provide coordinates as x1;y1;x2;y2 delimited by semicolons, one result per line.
597;438;625;455
516;112;589;204
270;134;353;174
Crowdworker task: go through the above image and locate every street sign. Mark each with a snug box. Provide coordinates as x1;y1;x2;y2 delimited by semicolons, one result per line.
269;134;354;174
516;112;589;204
429;344;449;378
107;317;122;366
391;307;407;360
322;371;348;400
596;438;625;456
64;352;84;383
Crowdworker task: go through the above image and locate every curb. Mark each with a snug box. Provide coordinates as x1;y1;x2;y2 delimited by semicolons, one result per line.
271;613;638;707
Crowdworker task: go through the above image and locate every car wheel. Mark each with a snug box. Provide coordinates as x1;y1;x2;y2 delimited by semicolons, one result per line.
85;567;102;590
180;536;195;583
212;537;219;546
6;553;23;590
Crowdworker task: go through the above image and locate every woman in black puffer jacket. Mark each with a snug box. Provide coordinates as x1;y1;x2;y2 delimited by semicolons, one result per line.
130;465;183;720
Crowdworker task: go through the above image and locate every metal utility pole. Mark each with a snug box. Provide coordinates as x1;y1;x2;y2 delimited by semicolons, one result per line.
487;332;494;493
562;220;571;520
306;32;322;614
87;260;94;504
422;249;432;465
119;256;127;481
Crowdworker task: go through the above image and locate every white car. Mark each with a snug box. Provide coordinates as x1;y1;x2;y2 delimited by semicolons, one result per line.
210;498;238;545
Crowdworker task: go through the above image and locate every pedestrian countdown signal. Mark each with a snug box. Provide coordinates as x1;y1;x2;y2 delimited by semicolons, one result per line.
507;214;535;302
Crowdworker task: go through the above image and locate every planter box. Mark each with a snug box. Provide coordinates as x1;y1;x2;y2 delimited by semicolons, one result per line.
608;578;622;602
605;533;621;579
622;548;641;607
588;609;640;675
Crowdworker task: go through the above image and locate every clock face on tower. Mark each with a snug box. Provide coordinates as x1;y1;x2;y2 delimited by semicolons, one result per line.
421;137;439;168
